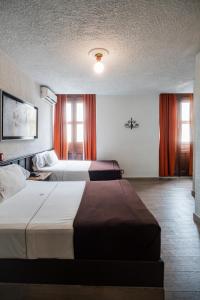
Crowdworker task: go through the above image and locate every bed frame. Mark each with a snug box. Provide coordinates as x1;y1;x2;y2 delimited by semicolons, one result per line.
0;258;164;287
0;154;164;288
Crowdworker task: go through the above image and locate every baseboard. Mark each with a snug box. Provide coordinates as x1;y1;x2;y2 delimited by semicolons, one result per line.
125;176;192;180
124;177;159;180
193;213;200;225
159;176;192;179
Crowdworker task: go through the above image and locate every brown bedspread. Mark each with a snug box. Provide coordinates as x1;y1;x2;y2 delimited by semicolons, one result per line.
73;180;161;261
89;160;122;180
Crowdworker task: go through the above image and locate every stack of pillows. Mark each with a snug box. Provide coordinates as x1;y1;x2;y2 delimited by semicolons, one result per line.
0;151;59;202
32;150;59;170
0;164;30;202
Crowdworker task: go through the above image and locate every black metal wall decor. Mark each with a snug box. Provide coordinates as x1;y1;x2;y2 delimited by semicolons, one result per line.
124;117;139;130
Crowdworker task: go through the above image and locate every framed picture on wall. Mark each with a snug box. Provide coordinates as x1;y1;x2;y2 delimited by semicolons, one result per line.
0;90;38;140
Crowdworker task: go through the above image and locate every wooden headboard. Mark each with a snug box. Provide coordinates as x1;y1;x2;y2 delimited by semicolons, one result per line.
0;149;52;171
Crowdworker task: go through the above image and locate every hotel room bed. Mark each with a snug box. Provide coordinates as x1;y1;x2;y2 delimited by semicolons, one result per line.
35;159;123;181
0;178;163;287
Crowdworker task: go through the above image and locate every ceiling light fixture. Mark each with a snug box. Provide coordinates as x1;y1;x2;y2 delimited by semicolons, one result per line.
88;48;109;74
94;53;104;74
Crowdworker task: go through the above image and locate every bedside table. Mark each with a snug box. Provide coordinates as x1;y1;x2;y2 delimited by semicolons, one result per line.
28;172;52;181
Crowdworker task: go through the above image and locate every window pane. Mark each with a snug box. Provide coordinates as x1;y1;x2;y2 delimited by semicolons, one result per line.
67;124;72;142
77;124;83;142
181;123;190;143
76;103;83;122
67;103;72;122
181;102;190;121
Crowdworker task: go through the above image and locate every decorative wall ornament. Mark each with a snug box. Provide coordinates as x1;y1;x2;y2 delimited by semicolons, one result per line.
124;117;139;130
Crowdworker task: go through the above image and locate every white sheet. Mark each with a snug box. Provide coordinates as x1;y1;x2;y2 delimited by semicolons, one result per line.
36;160;91;181
0;181;57;258
26;181;85;259
0;181;85;259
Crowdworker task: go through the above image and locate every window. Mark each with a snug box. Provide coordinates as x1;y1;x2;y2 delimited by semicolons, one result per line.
180;101;191;144
176;97;192;176
66;97;84;160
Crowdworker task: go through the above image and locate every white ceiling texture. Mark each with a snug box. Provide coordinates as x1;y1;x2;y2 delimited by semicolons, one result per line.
0;0;200;95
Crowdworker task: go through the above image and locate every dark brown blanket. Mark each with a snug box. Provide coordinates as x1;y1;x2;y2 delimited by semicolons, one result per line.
73;180;161;261
89;160;122;180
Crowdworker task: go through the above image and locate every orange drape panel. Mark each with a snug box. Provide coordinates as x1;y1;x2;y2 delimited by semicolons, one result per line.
159;94;178;176
83;94;96;160
189;94;193;176
54;95;68;160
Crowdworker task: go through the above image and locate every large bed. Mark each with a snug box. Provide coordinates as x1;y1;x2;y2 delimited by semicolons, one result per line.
0;176;164;288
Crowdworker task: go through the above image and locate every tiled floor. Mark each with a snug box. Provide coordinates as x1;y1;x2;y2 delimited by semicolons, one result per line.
130;178;200;300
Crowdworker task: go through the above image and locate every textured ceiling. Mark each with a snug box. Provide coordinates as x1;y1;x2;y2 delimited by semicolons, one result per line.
0;0;200;95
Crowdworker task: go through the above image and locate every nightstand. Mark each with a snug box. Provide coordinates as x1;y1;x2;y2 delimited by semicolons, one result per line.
28;172;52;181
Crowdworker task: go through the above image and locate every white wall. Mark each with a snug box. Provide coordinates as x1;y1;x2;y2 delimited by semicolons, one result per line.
194;52;200;219
0;49;53;159
96;95;159;177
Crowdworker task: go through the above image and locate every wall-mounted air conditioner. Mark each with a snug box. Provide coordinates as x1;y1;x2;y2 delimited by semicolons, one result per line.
40;86;57;105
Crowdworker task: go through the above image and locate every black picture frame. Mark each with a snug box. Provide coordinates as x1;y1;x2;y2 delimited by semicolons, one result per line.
0;90;38;140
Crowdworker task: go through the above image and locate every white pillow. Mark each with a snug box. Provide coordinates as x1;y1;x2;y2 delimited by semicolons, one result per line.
32;152;46;170
45;150;59;166
0;164;26;201
18;165;30;179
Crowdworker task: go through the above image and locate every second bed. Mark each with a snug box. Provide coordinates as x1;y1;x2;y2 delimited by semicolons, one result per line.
33;151;123;181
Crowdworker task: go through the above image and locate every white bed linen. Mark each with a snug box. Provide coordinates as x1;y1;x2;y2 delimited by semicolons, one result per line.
35;160;91;181
0;181;57;258
0;181;85;259
26;181;85;259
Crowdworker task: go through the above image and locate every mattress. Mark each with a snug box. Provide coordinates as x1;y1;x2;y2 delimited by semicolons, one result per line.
0;181;85;259
36;160;91;181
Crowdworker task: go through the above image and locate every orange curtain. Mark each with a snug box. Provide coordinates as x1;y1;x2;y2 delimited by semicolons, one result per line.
83;94;96;160
189;94;193;176
54;95;68;159
159;94;178;176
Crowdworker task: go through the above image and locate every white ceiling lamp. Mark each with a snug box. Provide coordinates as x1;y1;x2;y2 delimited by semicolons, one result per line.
88;48;109;74
94;53;104;74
